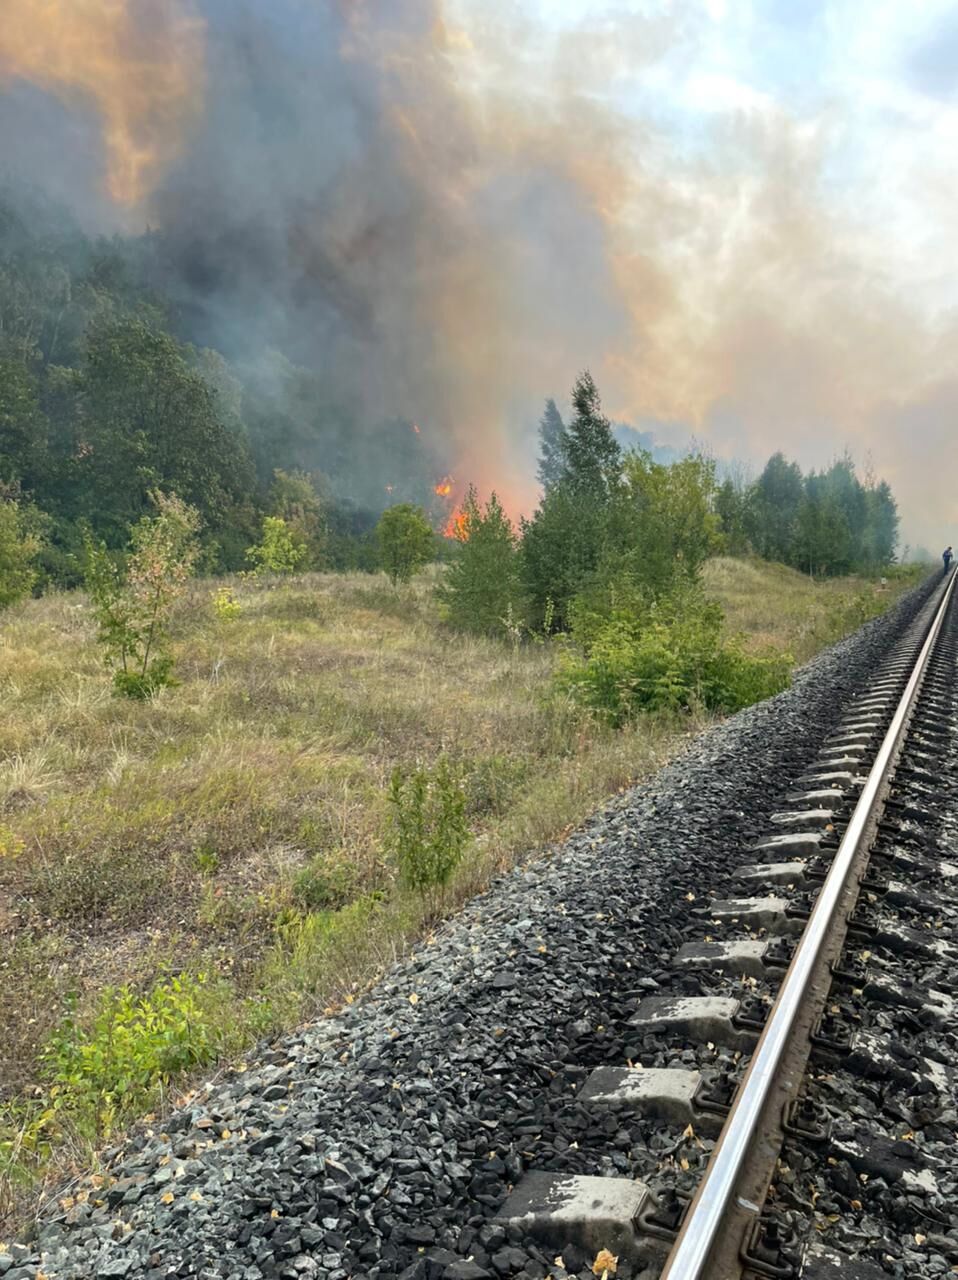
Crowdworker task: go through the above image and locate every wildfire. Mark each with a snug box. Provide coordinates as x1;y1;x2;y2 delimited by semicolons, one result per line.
0;0;204;205
444;509;469;541
434;476;453;497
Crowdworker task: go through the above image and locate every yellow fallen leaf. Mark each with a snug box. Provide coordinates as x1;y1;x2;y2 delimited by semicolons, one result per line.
850;1199;862;1210
682;1123;696;1139
592;1249;618;1276
190;1191;203;1203
220;1129;231;1140
160;1192;174;1205
408;993;419;1005
915;1234;927;1246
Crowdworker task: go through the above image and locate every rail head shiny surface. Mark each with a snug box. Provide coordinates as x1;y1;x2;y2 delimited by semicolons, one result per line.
659;572;958;1280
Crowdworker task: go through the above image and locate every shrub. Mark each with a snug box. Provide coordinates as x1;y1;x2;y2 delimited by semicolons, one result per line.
212;584;242;620
269;469;327;568
291;855;358;911
386;757;469;910
264;896;383;1010
463;754;530;817
0;498;40;608
376;504;435;586
84;491;200;698
246;515;308;575
40;974;224;1141
560;583;791;725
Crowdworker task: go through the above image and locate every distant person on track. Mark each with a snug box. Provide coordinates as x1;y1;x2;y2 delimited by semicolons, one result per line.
944;546;954;575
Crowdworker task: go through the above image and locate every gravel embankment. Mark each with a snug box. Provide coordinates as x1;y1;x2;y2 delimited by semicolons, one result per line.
5;577;940;1280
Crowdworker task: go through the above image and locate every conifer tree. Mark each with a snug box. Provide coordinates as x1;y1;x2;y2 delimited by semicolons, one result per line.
536;399;568;494
562;371;621;499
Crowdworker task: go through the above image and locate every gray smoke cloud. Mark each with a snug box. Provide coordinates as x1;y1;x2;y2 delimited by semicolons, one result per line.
1;0;955;546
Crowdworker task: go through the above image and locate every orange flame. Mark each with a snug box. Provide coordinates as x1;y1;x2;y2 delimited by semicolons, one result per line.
434;476;454;497
444;509;469;541
0;0;205;206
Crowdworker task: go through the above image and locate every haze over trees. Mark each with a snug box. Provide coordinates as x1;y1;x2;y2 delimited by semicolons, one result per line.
0;184;901;632
0;187;451;590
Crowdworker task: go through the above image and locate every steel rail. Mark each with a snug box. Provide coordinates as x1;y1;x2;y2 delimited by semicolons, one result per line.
659;570;958;1280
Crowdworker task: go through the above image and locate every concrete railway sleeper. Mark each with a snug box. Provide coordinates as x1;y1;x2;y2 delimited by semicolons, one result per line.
500;573;958;1280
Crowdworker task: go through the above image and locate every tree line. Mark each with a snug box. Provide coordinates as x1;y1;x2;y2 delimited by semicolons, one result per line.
715;452;898;577
0;187;449;589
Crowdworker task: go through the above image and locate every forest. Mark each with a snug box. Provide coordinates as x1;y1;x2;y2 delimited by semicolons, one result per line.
0;184;899;608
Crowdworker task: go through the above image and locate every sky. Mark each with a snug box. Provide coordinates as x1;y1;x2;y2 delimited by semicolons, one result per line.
443;0;958;550
1;0;957;551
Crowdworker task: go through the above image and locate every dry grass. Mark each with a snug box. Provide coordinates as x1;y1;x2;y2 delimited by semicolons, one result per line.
703;557;924;664
0;559;923;1230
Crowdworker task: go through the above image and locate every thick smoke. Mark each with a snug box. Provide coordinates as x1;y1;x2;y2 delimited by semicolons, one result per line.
1;0;956;543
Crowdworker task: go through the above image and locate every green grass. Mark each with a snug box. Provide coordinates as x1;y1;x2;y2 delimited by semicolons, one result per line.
0;560;925;1232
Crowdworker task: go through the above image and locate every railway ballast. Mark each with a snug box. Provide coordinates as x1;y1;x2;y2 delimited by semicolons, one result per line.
10;573;956;1280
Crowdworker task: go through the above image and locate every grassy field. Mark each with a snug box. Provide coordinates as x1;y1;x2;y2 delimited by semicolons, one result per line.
0;558;925;1229
703;557;920;663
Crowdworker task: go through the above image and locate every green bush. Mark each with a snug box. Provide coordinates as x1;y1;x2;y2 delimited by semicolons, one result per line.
84;491;200;698
40;974;225;1141
264;895;384;1010
291;855;358;911
376;503;435;586
463;754;529;817
112;655;177;700
212;584;242;620
386;757;469;910
560;584;791;725
246;515;308;575
0;497;40;607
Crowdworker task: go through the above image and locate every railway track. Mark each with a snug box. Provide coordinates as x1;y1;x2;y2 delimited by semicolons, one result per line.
14;572;956;1280
500;572;958;1279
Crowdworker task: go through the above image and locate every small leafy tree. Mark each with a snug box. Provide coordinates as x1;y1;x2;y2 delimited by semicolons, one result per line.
377;503;434;586
269;469;326;568
0;498;39;607
246;515;308;575
439;486;524;635
386;757;469;913
84;491;200;699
